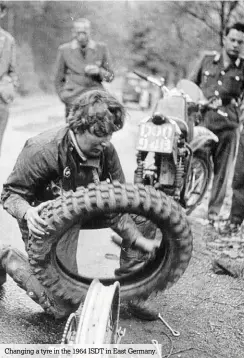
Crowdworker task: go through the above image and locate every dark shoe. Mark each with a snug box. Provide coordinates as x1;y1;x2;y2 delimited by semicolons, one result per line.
127;299;158;321
219;220;241;237
212;257;244;278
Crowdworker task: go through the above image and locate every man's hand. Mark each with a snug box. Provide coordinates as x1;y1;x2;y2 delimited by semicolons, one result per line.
134;236;160;253
84;64;100;76
25;201;51;239
207;96;222;110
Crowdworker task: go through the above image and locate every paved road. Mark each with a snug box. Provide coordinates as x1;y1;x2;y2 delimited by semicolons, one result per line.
0;94;149;344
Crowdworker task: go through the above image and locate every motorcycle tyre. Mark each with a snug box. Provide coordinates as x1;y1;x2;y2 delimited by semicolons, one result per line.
186;150;211;215
28;182;193;310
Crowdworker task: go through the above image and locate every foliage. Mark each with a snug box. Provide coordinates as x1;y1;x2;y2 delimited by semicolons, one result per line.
127;1;244;85
1;1;244;94
173;1;244;46
2;1;130;93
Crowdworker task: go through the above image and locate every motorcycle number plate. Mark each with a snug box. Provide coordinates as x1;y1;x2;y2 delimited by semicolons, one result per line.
136;122;175;153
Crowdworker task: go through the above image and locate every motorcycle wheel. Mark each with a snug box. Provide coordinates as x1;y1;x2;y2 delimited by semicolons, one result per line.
28;182;192;317
61;279;120;345
185;151;211;215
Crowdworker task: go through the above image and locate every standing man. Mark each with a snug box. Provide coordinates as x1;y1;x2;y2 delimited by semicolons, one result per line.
0;1;18;155
54;18;114;119
189;22;244;227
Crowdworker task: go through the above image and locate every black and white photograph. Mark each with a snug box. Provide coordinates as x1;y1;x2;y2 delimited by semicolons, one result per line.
0;1;244;357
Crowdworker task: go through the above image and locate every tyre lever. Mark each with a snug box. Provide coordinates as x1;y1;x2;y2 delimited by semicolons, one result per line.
117;327;126;344
158;313;180;337
151;340;162;358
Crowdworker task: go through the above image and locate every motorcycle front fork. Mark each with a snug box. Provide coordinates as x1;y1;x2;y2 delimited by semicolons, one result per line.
134;149;193;207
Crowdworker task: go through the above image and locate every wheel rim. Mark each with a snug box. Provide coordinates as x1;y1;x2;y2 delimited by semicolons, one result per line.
61;313;78;344
103;295;119;344
74;280;120;344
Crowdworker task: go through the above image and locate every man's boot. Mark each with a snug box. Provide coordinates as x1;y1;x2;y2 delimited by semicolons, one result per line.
0;245;56;313
127;297;158;321
0;244;48;300
0;244;78;318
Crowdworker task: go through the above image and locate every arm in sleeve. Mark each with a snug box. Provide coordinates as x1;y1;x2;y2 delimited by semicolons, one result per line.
54;47;66;96
104;144;145;246
99;44;114;83
1;141;57;220
8;38;19;89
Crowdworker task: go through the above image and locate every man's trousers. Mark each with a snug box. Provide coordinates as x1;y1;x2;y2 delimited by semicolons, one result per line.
230;127;244;224
0;99;9;155
206;127;237;220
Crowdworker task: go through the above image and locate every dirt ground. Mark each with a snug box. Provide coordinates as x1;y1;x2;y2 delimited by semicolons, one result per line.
1;87;243;355
117;185;244;358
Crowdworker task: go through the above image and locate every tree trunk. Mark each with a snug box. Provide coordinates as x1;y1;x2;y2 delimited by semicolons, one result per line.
220;1;225;47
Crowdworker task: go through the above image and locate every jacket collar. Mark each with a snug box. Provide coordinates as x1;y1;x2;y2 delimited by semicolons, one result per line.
71;39;96;50
68;129;101;168
213;51;242;68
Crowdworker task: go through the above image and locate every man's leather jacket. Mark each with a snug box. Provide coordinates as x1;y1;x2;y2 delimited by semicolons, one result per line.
1;126;140;245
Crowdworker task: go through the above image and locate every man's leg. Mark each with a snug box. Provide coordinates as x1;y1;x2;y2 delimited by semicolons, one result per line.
115;215;160;321
219;128;244;235
0;224;81;317
208;128;237;222
230;128;244;225
209;132;244;273
0;100;9;155
0;245;48;301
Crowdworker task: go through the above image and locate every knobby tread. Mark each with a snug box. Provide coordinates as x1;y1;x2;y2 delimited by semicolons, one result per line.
28;182;193;317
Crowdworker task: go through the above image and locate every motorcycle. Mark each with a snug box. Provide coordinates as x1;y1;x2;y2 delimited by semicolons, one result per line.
133;71;219;214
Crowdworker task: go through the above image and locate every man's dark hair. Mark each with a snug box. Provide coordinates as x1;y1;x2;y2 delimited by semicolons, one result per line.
225;22;244;36
68;90;125;136
0;1;7;13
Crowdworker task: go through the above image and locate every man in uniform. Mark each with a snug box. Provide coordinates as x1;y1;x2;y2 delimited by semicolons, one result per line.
189;22;244;228
0;1;18;155
54;18;114;120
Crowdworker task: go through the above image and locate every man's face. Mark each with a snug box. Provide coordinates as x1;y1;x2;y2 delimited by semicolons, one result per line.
72;22;91;47
223;29;244;59
75;129;112;158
